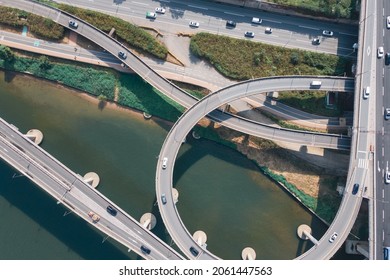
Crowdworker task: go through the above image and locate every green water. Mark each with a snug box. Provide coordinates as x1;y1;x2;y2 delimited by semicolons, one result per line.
0;71;329;259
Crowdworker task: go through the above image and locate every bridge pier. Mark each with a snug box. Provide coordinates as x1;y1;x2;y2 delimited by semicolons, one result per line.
297;224;319;245
25;129;43;145
83;172;100;188
172;188;179;204
193;230;207;248
140;213;156;230
241;247;256;260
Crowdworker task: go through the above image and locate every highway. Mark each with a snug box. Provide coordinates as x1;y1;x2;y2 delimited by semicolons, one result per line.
0;118;184;260
373;0;390;260
155;76;356;260
53;0;358;57
0;0;353;150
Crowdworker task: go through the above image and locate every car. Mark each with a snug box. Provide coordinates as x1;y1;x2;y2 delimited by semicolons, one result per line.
68;19;78;28
385;171;390;184
161;194;167;205
106;205;117;216
386;53;390;65
363;86;370;99
189;246;199;257
140;245;151;255
387;16;390;29
146;12;157;19
155;7;166;14
352;183;359;195
189;21;200;28
118;51;127;59
251;17;262;24
378;46;384;58
385;108;390;120
162;157;168;169
265;27;272;34
244;31;255;38
312;38;321;45
226;20;236;28
329;232;338;243
322;30;333;37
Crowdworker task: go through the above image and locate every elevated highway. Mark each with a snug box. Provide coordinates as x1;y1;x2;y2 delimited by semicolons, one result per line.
0;118;184;260
0;0;352;150
155;76;359;260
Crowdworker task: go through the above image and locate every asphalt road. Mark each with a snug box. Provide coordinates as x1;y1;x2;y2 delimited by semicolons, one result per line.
0;118;184;260
374;0;390;260
54;0;358;57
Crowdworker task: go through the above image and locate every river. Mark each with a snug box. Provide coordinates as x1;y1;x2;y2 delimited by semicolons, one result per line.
0;71;334;259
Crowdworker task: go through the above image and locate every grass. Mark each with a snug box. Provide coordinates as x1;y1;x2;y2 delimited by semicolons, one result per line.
190;32;351;81
0;6;64;40
267;0;359;19
278;91;342;117
117;74;184;122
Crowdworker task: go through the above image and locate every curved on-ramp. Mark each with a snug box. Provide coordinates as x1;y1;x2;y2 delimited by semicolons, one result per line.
155;76;358;260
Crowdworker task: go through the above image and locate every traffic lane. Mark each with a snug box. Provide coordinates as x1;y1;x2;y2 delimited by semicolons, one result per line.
54;0;356;56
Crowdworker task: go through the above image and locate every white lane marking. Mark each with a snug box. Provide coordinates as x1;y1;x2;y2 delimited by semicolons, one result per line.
383;86;385;96
367;46;371;56
160;0;170;2
378;161;381;172
383;210;385;222
224;11;244;17
1;147;8;152
339;32;358;37
188;4;208;10
382;146;385;156
298;25;319;30
265;19;282;24
296;39;309;43
132;1;148;6
358;158;368;169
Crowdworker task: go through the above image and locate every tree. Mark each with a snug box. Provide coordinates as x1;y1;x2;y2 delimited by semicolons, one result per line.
0;45;15;62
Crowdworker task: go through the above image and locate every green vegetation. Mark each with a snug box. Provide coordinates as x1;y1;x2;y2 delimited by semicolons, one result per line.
171;80;210;99
56;4;168;59
117;74;184;122
268;0;359;19
193;126;237;149
278;91;342;117
0;6;64;40
190;32;351;80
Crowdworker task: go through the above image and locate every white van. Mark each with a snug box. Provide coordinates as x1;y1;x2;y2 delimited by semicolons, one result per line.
363;86;370;99
310;80;322;87
162;157;168;169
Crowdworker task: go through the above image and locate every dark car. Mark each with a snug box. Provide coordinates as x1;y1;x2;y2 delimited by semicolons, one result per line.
190;246;199;257
106;205;117;216
226;20;236;28
312;38;320;45
385;108;390;120
386;53;390;65
140;245;151;255
352;183;359;195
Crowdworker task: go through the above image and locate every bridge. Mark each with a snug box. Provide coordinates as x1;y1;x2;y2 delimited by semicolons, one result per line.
0;0;383;260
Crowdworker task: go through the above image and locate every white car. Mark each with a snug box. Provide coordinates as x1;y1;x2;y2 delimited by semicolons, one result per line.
378;46;384;58
68;19;78;28
265;27;272;34
146;12;157;19
329;232;338;243
244;31;255;38
155;7;166;14
162;157;168;169
387;16;390;29
189;21;200;28
251;17;262;24
322;30;334;37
